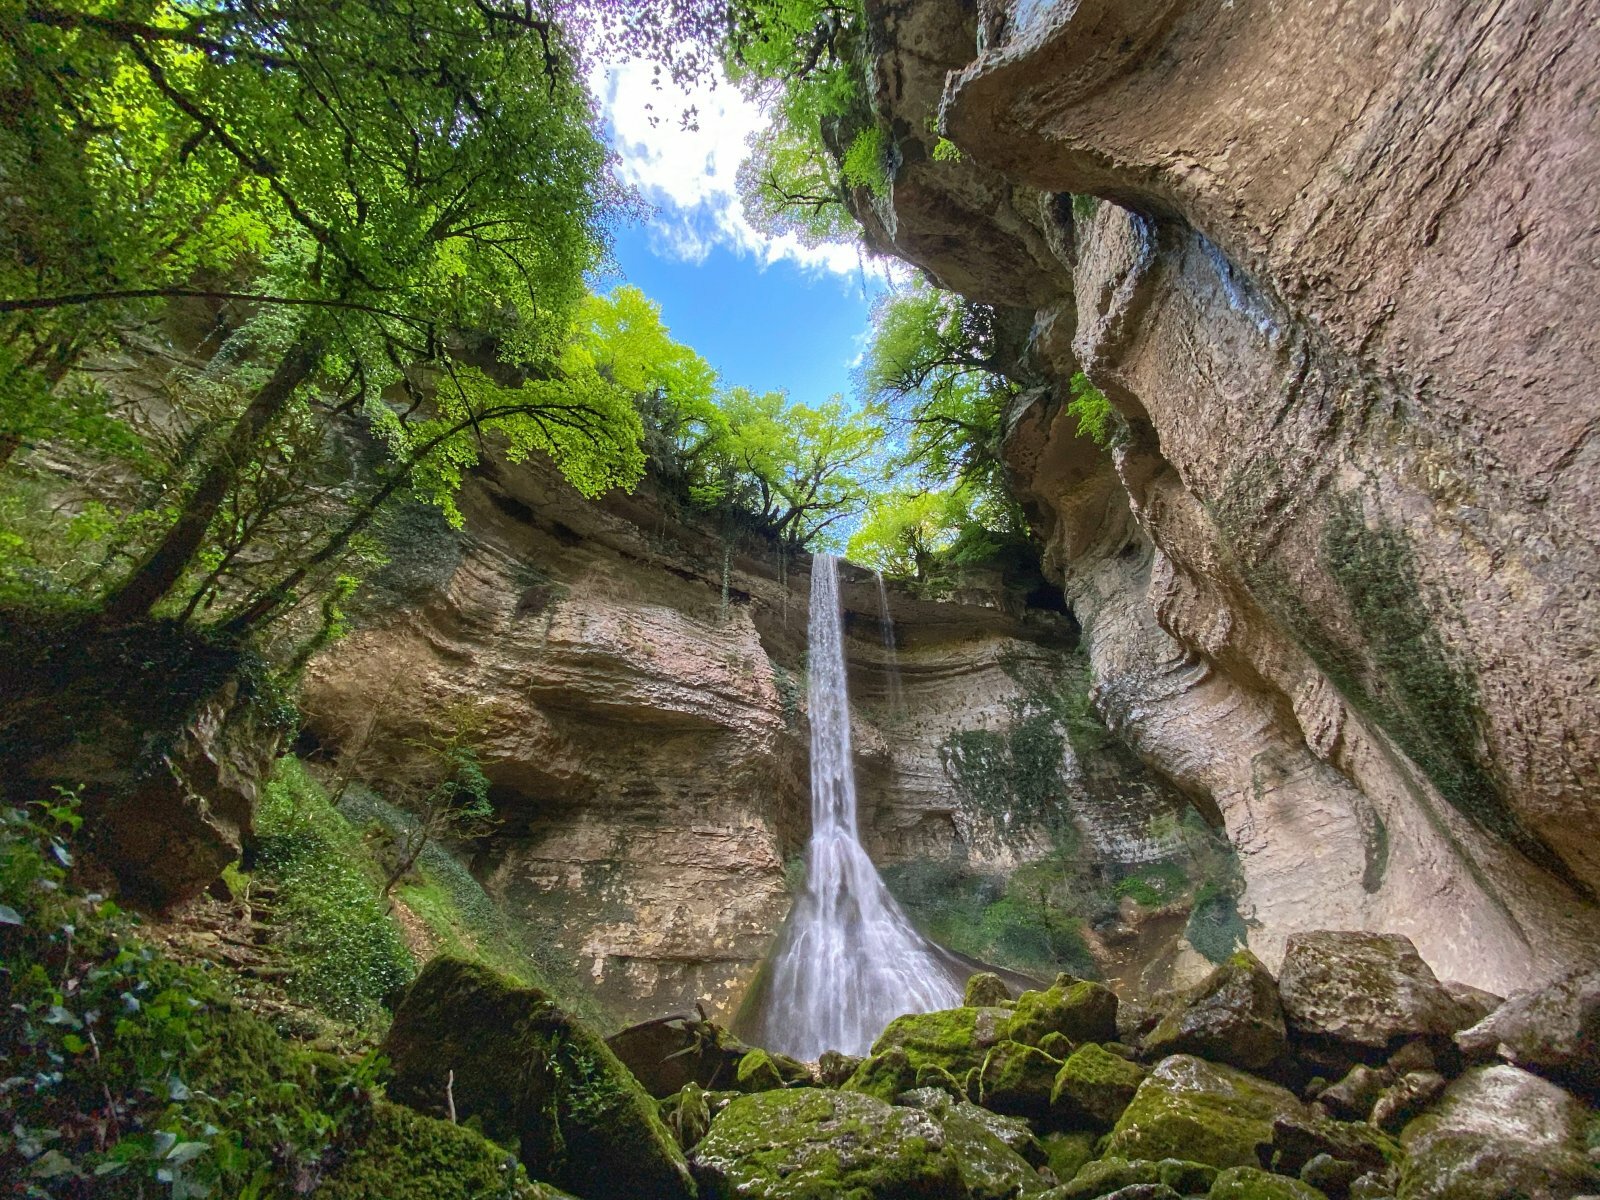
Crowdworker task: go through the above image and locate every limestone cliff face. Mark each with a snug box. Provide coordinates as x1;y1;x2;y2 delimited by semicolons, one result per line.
852;0;1600;991
300;459;1185;1026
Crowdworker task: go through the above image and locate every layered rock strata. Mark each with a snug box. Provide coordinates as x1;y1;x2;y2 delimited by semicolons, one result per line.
847;0;1600;991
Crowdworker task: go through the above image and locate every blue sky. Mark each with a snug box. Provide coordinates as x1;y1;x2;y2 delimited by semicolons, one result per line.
591;60;901;404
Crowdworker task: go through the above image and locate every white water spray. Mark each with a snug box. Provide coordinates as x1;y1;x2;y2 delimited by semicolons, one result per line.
874;571;904;717
750;554;961;1059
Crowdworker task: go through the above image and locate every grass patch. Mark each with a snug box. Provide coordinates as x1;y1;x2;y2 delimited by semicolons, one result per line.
339;785;612;1029
254;758;415;1026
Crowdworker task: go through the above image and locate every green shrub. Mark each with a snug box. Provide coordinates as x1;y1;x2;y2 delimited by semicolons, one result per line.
254;759;414;1024
0;792;550;1198
1114;860;1189;907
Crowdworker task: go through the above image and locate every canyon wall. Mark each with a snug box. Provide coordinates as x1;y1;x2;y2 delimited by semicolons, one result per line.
849;0;1600;992
300;458;1194;1027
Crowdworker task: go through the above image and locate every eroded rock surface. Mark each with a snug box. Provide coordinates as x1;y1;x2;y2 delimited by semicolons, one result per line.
841;0;1600;995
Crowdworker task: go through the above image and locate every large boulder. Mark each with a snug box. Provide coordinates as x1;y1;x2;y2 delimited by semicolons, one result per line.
1398;1064;1599;1199
976;1041;1064;1119
967;972;1014;1007
1142;951;1287;1071
1105;1055;1305;1169
1454;969;1600;1095
1007;976;1119;1048
873;1005;1015;1076
1207;1167;1328;1200
1277;933;1467;1056
1050;1043;1148;1129
689;1088;966;1200
1049;1158;1218;1200
382;958;695;1200
606;1014;750;1098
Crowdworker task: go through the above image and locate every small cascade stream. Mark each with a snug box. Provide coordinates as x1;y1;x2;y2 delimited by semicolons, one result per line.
745;554;961;1059
874;570;904;717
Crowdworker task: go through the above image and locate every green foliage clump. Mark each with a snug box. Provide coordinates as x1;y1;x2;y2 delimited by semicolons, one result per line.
880;859;1100;982
1186;880;1249;965
841;126;890;197
1067;372;1118;447
1114;861;1189;908
0;791;532;1198
254;759;414;1025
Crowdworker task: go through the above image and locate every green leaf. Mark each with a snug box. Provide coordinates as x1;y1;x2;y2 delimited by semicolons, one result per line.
0;903;21;925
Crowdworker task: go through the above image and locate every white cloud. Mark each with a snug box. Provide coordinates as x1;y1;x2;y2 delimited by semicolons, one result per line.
594;59;886;282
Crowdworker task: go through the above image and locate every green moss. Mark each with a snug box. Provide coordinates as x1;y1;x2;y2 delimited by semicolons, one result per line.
871;1006;1010;1077
383;957;693;1200
1050;1044;1147;1129
1208;1166;1329;1200
1039;1130;1096;1185
1005;979;1119;1047
937;1103;1041;1200
736;1048;786;1093
975;1041;1062;1118
320;1102;560;1200
1186;879;1249;965
1106;1055;1301;1169
341;785;611;1028
690;1088;964;1200
880;858;1099;981
1114;860;1188;907
254;758;415;1025
842;1047;927;1105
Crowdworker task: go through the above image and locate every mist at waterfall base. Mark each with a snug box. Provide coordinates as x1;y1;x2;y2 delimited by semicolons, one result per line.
739;555;962;1060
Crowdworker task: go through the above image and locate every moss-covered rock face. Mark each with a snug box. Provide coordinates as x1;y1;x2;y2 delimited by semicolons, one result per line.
382;957;695;1200
936;1104;1049;1200
1143;951;1287;1072
320;1102;572;1200
1265;1112;1394;1178
873;1005;1014;1076
1105;1054;1304;1168
844;1046;922;1104
1398;1064;1600;1200
975;1040;1064;1118
689;1088;966;1200
1051;1157;1218;1199
966;972;1013;1007
1050;1043;1148;1129
736;1048;787;1093
1037;1131;1097;1186
1006;977;1119;1048
1207;1166;1329;1200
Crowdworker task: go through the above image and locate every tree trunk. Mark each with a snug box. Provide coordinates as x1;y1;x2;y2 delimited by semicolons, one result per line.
102;337;323;624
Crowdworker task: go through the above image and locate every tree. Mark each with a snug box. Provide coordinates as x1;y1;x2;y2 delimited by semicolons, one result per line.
0;1;628;625
380;704;496;898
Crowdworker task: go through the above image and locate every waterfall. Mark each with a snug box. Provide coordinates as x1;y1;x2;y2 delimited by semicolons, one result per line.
747;554;961;1059
874;571;904;717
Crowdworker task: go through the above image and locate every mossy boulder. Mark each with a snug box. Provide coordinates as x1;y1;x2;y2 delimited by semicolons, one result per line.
873;1005;1015;1075
1051;1157;1218;1199
607;1015;750;1098
1106;1055;1304;1169
689;1087;965;1199
383;957;695;1200
1143;952;1287;1072
1398;1063;1599;1199
1207;1166;1329;1200
736;1049;785;1093
320;1101;573;1200
1051;1043;1148;1129
938;1103;1050;1200
1006;977;1119;1048
1265;1112;1394;1177
845;1046;920;1103
1038;1131;1097;1185
1277;933;1467;1057
976;1041;1064;1119
967;972;1013;1007
660;1084;740;1152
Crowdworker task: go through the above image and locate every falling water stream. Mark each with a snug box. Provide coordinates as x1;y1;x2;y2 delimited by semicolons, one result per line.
874;570;904;717
746;554;961;1059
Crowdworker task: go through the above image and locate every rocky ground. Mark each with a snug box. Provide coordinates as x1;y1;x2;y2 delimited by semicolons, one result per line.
391;932;1600;1200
